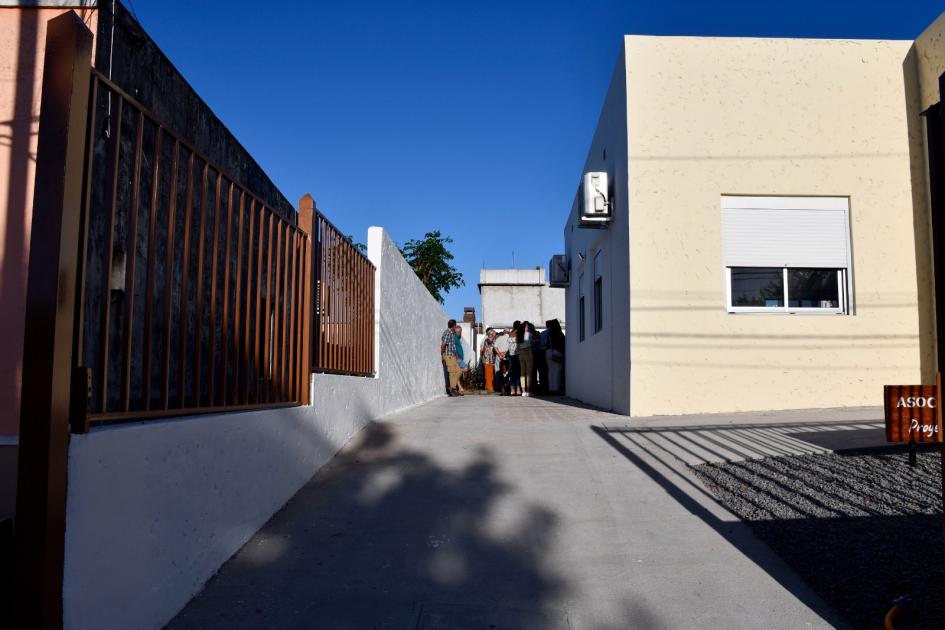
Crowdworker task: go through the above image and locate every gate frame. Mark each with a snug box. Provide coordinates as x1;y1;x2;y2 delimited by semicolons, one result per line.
15;11;93;630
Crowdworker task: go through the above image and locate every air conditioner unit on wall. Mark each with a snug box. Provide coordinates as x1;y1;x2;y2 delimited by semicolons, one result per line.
581;172;611;226
549;255;569;288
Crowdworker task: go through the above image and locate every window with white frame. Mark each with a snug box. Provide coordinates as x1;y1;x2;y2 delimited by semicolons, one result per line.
721;196;852;314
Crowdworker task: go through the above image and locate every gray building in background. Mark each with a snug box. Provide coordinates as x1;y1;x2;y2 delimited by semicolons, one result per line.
479;269;565;330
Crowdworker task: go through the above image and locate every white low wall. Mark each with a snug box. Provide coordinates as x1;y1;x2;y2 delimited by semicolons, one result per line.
62;227;447;630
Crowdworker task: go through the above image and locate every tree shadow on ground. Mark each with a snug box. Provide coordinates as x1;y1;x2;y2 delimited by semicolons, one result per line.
168;421;644;630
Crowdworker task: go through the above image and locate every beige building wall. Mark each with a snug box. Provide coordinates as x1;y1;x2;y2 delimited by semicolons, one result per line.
625;35;933;416
0;6;97;437
913;13;945;112
907;13;945;332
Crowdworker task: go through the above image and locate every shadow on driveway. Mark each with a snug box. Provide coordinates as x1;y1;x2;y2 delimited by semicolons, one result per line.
169;421;646;629
591;425;850;628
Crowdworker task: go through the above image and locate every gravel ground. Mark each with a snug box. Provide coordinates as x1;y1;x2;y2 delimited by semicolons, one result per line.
692;445;944;629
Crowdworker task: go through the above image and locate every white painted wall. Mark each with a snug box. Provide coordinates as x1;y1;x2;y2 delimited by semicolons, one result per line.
370;228;450;412
562;49;631;414
479;268;566;330
61;227;448;630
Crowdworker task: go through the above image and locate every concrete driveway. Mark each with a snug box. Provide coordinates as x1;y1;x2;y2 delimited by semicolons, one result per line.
168;396;852;629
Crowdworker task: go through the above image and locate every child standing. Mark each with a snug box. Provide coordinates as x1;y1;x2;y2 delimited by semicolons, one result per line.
495;359;513;395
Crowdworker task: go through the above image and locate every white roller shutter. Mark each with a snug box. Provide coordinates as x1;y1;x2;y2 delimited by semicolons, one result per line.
721;196;851;268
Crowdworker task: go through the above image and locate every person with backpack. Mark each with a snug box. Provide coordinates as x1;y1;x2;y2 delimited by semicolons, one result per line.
453;323;469;394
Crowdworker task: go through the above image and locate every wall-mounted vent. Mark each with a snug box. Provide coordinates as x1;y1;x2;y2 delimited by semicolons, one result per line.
549;255;569;288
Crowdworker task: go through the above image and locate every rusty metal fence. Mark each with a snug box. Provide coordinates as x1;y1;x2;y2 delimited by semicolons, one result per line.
15;14;386;626
313;212;375;376
74;71;313;430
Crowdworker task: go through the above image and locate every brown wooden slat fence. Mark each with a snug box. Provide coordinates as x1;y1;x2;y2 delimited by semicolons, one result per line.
313;212;375;376
74;71;313;430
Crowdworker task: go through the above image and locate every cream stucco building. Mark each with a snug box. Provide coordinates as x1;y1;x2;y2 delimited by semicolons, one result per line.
562;14;945;416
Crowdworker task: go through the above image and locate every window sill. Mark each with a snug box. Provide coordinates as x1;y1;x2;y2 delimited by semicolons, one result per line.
726;309;847;316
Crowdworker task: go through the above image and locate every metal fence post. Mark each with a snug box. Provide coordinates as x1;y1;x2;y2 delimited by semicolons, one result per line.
939;70;945;575
15;12;92;629
937;371;944;572
299;194;315;405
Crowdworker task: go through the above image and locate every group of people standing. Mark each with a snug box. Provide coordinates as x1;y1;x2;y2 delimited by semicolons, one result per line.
440;318;566;397
479;319;565;397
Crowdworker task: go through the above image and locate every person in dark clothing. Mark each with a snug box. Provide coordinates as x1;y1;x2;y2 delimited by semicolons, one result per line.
507;321;522;396
535;324;549;395
544;318;566;394
494;359;513;395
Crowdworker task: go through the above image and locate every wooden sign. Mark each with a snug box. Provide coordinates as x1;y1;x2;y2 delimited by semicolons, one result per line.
884;384;943;443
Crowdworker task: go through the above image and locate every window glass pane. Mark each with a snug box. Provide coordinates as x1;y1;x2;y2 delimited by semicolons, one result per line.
730;267;784;307
579;296;585;342
594;278;603;332
788;268;839;308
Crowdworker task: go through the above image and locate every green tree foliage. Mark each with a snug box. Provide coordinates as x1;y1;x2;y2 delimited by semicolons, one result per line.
345;235;367;253
399;230;464;303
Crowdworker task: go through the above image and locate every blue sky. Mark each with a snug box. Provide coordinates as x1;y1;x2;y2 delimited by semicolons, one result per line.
131;0;945;319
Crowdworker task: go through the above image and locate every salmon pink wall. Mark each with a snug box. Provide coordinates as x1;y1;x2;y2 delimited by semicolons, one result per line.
0;7;96;437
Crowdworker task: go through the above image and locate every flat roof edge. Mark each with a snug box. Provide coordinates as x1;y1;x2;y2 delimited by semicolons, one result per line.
623;33;912;44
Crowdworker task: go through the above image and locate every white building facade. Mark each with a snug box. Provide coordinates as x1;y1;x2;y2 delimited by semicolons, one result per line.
479;268;565;330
